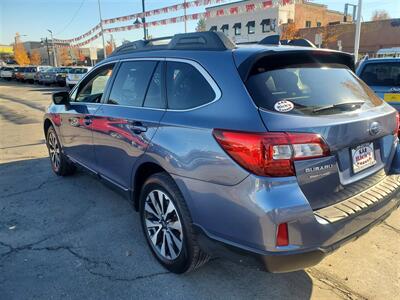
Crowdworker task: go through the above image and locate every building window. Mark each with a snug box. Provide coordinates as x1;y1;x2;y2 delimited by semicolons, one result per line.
247;21;255;34
317;22;322;27
233;23;241;35
261;19;271;33
209;26;217;32
305;21;312;28
221;24;229;35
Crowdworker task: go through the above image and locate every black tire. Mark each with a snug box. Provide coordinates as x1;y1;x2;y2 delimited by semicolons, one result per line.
139;172;210;274
46;126;76;176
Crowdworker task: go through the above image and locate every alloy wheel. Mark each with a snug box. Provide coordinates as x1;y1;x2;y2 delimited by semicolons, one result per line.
48;131;61;171
144;190;183;260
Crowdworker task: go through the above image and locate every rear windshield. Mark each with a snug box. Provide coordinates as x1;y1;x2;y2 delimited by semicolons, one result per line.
72;68;88;74
360;62;400;87
246;64;383;116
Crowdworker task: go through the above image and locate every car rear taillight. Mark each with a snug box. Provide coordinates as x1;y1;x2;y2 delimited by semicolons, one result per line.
276;223;289;247
213;129;330;177
395;112;400;136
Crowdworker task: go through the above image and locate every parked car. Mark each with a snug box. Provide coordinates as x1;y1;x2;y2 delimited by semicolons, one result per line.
34;66;52;83
357;58;400;110
0;66;14;80
22;66;39;83
11;67;19;80
56;67;75;87
43;32;400;274
14;67;26;81
66;67;91;88
39;67;62;85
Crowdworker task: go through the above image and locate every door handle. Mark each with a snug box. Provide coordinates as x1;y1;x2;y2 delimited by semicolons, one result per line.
130;121;147;134
83;116;92;126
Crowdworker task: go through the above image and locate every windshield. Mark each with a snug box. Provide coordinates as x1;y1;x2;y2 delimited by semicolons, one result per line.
246;65;383;116
360;62;400;87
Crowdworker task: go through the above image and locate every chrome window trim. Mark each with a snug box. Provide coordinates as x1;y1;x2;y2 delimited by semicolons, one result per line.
107;57;222;112
71;57;222;112
69;60;119;105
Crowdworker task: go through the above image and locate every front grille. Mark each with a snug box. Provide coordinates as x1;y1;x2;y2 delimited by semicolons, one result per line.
314;175;400;223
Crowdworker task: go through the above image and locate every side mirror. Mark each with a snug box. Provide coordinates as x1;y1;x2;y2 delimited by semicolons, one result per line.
52;91;70;105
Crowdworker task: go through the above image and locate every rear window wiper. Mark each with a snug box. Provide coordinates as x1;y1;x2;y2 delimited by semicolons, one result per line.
313;101;365;113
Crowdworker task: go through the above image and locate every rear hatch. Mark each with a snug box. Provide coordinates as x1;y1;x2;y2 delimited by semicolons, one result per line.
236;49;398;209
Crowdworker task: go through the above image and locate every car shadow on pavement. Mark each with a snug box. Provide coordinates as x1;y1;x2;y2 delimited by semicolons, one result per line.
0;158;313;299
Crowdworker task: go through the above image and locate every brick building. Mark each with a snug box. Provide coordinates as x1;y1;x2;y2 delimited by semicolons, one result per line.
294;1;349;29
205;0;346;43
298;18;400;56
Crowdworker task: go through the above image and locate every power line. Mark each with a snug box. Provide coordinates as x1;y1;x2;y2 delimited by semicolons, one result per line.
56;0;87;36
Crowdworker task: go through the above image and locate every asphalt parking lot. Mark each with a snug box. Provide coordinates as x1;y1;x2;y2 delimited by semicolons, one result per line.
0;81;399;299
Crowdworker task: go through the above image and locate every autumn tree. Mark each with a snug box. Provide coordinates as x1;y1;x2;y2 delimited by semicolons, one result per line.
372;10;390;21
58;48;73;66
280;22;300;40
317;25;348;48
196;18;206;32
30;49;41;65
13;33;30;65
105;37;116;56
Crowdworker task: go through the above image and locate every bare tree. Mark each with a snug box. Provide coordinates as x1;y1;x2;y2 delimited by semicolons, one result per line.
372;10;390;21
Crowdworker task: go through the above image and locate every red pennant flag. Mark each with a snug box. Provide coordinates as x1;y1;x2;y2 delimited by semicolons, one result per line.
229;7;239;14
263;0;273;8
216;9;224;16
246;3;255;12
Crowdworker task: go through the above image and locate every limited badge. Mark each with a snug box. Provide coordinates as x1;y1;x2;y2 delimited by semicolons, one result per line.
274;100;294;112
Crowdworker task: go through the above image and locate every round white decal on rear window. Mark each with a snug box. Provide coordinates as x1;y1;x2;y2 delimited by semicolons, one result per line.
274;100;294;113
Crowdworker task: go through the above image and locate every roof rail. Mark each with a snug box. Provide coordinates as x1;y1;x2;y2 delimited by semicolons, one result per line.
110;31;235;56
258;35;316;48
112;36;173;55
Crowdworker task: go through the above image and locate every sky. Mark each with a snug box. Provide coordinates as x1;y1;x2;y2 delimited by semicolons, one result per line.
0;0;399;47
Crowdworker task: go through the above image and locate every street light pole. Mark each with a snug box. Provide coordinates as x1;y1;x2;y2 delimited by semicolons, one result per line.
142;0;147;40
354;0;362;63
47;29;58;67
45;38;51;65
14;33;27;50
184;0;187;33
97;0;107;59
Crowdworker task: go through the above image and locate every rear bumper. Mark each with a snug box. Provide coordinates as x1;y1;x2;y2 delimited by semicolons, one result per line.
196;198;399;273
173;172;400;273
40;78;56;83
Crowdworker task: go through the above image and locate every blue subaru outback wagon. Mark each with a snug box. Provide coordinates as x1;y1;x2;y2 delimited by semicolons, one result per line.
44;32;400;273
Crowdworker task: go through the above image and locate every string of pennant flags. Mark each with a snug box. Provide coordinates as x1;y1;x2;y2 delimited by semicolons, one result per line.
54;0;294;48
54;0;228;44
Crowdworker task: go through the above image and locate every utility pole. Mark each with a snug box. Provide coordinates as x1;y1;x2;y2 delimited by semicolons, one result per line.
47;29;57;67
41;37;51;65
97;0;107;59
142;0;147;40
354;0;362;63
184;0;187;33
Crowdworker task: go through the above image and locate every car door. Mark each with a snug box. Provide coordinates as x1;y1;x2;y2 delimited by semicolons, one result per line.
59;62;116;170
92;59;166;189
